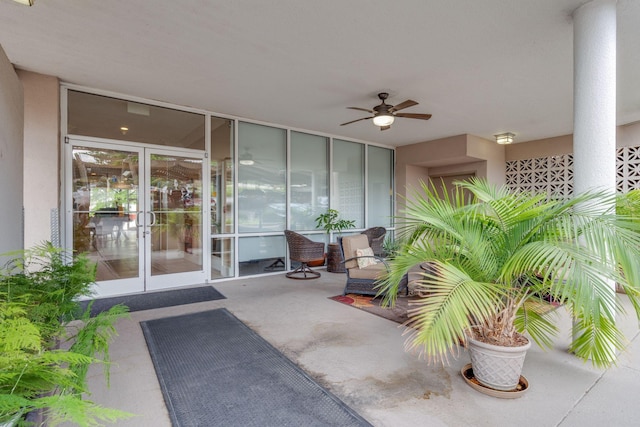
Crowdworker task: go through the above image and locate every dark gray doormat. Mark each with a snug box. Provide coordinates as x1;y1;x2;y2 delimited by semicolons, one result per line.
140;308;372;427
81;286;226;317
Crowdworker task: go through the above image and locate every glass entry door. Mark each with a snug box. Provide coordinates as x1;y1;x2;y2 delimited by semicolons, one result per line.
145;149;205;290
67;139;206;297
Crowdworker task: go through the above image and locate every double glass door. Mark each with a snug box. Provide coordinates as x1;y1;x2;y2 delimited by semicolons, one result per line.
68;139;206;297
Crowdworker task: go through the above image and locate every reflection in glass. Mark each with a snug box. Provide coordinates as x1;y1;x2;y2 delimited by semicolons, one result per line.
72;146;140;281
332;139;364;228
149;155;203;276
68;90;205;149
237;122;286;233
290;132;328;231
368;146;393;227
238;235;286;276
211;237;234;279
211;117;234;234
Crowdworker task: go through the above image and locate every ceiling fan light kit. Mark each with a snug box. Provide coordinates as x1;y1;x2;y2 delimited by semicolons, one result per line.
341;92;431;131
372;114;394;127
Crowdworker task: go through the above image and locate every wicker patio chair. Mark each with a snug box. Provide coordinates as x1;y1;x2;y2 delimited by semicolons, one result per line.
284;230;325;279
339;234;407;296
360;227;386;257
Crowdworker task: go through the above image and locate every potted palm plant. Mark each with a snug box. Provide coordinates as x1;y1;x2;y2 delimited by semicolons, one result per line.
315;209;356;273
378;178;640;393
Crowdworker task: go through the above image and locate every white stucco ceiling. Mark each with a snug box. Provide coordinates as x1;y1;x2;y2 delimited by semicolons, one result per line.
1;0;639;147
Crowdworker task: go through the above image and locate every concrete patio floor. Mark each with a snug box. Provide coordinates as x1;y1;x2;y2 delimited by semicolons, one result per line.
85;272;640;427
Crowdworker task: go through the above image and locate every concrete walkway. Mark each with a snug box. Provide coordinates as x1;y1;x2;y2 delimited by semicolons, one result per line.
85;272;640;427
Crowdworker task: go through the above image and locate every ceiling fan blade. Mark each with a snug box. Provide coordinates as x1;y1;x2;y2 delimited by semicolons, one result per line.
347;107;374;113
380;125;391;131
340;116;373;126
390;100;418;112
395;113;432;120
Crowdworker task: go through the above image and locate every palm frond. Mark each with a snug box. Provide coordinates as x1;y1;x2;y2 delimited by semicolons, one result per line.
385;178;640;368
402;261;503;363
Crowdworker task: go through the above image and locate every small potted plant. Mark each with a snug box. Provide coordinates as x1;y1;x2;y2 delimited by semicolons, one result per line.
315;209;355;273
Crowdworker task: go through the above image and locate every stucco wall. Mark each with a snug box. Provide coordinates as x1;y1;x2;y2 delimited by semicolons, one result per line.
505;121;640;162
395;133;505;208
17;70;60;249
0;45;24;259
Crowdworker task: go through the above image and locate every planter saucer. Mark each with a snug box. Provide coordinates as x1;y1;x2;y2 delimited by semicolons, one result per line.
461;364;529;399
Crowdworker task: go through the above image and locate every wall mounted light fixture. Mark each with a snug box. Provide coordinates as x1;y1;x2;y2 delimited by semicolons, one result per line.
495;132;515;145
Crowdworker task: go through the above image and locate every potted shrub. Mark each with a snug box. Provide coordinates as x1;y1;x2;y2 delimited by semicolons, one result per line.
315;209;355;273
378;178;640;393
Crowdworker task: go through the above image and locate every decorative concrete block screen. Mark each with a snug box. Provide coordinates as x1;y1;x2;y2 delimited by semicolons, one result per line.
506;154;574;198
506;146;640;197
616;146;640;192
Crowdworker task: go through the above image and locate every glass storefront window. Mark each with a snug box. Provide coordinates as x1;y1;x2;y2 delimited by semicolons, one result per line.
332;139;364;228
367;146;393;228
290;132;328;231
237;122;286;233
211;117;234;234
68;90;205;149
212;237;234;279
238;235;285;276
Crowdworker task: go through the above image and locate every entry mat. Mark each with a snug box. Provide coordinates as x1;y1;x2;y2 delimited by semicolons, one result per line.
81;286;226;317
140;308;373;427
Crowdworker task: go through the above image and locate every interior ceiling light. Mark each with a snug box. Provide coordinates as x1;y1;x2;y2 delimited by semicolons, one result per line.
495;132;515;145
239;149;254;166
13;0;34;5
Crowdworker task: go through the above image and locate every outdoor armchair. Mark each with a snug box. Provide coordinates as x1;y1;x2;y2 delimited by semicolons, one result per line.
339;234;407;296
284;230;325;279
360;227;386;257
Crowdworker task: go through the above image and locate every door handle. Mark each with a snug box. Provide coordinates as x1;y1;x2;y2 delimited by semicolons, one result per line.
135;211;144;227
149;211;157;226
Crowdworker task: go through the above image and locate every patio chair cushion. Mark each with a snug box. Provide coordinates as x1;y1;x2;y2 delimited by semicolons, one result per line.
348;262;387;280
342;234;370;269
355;247;379;268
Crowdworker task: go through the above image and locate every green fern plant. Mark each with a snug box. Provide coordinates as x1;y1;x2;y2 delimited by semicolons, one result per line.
0;244;133;426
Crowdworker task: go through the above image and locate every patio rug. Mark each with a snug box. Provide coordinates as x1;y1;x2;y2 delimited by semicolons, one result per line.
81;286;226;317
329;294;417;324
330;294;560;325
140;308;372;427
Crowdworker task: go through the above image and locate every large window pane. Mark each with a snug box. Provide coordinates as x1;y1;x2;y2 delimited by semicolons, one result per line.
211;117;234;234
212;237;234;279
238;235;285;276
367;146;393;227
238;122;286;232
290;132;328;231
332;139;364;228
68;90;205;149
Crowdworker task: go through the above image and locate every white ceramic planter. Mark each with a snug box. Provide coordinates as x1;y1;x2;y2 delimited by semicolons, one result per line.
467;334;531;391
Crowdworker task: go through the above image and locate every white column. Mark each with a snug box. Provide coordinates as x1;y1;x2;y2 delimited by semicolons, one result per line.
572;0;617;354
573;0;617;195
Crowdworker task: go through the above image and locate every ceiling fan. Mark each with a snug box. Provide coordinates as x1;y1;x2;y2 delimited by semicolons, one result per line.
340;92;432;131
